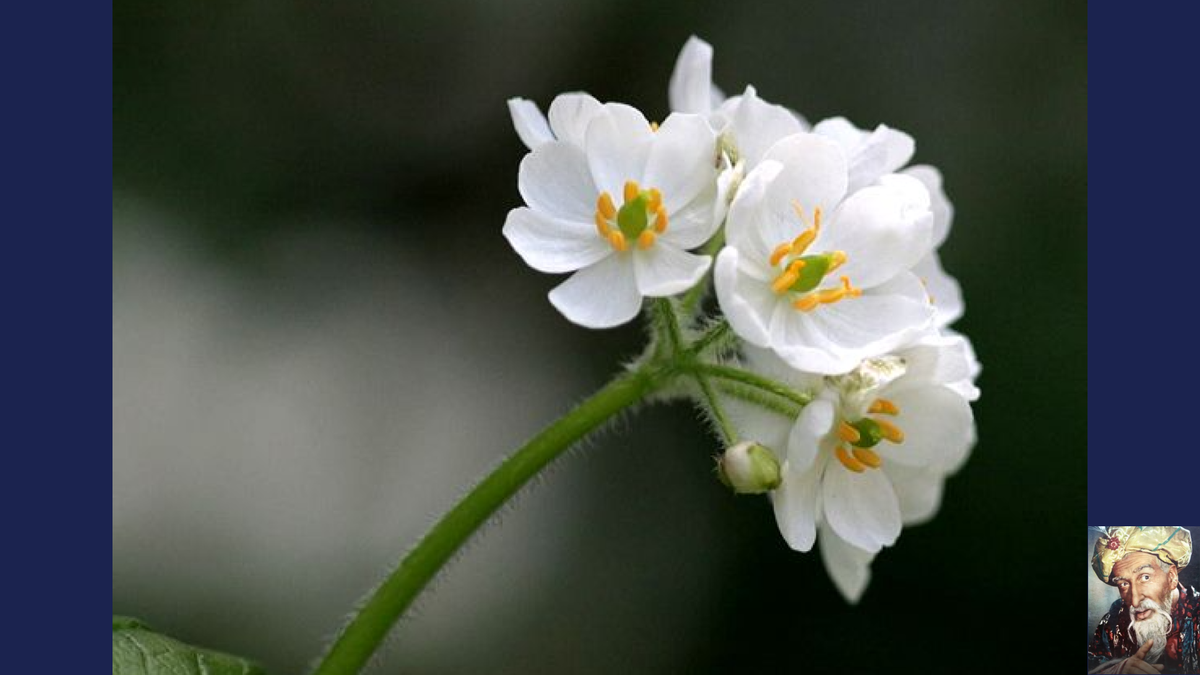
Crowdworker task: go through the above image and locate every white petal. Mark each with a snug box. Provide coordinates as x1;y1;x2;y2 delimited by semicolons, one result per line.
814;117;914;192
659;180;720;250
632;244;710;297
818;522;876;603
772;272;935;375
893;331;976;392
771;458;823;552
786;396;835;472
883;463;945;526
548;255;641;328
518;141;599;222
547;93;604;147
912;252;963;327
585;103;655;200
508;98;553;150
502;207;612;274
715;247;773;347
719;87;806;168
821;174;932;289
668;36;715;114
874;384;974;471
903;165;953;247
643;112;718;212
760;133;849;224
822;460;902;554
724;160;785;262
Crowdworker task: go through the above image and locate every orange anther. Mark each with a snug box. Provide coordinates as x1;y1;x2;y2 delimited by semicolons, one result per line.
595;212;612;237
836;446;866;473
837;422;861;443
654;206;668;233
869;399;900;415
852;447;882;469
597;192;616;219
608;231;628;252
874;418;904;443
624;180;640;204
637;230;656;250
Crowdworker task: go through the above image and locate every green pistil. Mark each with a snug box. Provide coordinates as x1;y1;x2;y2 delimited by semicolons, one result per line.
617;193;649;239
848;418;883;448
789;254;834;293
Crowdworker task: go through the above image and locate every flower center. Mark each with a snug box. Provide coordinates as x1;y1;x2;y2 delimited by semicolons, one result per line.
768;203;862;312
833;397;904;473
595;180;668;252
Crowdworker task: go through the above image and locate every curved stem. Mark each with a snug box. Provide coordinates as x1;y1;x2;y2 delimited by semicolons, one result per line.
310;364;667;675
689;363;812;408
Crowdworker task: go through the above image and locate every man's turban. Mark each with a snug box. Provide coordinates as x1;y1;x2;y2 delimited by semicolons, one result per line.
1092;526;1192;584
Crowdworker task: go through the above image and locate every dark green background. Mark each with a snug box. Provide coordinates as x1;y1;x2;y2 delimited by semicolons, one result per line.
114;0;1086;672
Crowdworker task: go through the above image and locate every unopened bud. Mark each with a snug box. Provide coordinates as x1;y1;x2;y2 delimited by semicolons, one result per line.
717;441;782;494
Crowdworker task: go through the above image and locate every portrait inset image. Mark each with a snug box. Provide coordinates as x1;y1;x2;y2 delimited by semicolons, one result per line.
1088;526;1200;674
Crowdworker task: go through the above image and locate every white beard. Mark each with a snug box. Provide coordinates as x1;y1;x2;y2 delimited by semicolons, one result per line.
1128;588;1179;663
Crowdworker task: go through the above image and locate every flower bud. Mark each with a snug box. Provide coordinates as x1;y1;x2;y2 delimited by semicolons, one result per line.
717;441;782;494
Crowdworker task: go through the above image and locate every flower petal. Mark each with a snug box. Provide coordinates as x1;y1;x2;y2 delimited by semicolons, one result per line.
716;86;807;168
668;35;716;114
715;247;773;347
508;97;553;150
632;244;710;297
771;458;823;552
902;164;953;247
883;463;945;526
547;93;604;147
724;159;785;262
518;141;600;222
643;112;718;212
818;522;876;603
786;395;835;472
814;117;915;192
760;133;849;226
893;332;977;393
585;103;655;200
548;255;641;328
874;383;974;471
820;173;932;289
822;460;902;554
912;252;964;327
659;180;720;250
502;207;613;273
772;272;935;375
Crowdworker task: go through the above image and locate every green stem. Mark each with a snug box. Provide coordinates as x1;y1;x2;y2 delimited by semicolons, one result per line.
310;364;667;675
654;299;736;444
714;382;802;419
686;320;732;357
689;363;812;408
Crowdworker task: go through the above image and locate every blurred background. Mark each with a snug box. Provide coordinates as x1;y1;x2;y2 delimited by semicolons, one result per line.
113;1;1086;673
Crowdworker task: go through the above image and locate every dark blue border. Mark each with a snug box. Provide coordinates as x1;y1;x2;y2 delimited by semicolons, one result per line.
1088;2;1200;522
3;0;112;670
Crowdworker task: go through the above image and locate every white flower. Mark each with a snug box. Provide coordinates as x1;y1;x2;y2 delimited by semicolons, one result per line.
508;93;607;151
722;333;978;601
503;102;721;328
668;36;808;210
715;133;936;374
813;117;964;328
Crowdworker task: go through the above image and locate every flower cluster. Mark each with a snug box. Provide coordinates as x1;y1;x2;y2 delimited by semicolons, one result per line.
503;36;979;603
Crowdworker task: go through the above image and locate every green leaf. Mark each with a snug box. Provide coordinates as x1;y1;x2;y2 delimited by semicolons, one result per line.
112;616;266;675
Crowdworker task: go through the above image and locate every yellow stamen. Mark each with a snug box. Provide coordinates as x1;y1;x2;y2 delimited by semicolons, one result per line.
647;188;663;213
837;421;861;443
637;230;656;250
874;418;904;443
654;205;668;233
792;294;820;311
624;180;640;204
770;260;806;294
836;446;866;473
827;250;847;273
852;447;882;469
815;286;847;305
650;121;659;132
869;399;900;415
597;192;616;220
595;212;612;237
608;230;628;252
769;243;793;267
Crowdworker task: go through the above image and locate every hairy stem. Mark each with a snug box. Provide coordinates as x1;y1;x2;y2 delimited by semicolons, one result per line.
689;363;812;408
310;364;667;675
